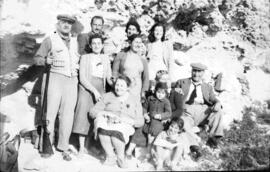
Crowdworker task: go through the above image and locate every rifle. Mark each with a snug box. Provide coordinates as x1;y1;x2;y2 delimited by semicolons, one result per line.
36;64;54;157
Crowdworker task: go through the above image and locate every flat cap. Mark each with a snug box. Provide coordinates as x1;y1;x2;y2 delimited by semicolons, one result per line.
57;14;76;24
190;62;207;71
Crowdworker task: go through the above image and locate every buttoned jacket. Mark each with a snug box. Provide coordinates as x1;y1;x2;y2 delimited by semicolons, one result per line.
175;78;219;107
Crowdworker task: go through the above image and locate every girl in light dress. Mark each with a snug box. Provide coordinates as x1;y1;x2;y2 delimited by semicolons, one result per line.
147;22;174;92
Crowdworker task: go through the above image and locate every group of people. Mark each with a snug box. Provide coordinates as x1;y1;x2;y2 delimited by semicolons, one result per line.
34;13;224;170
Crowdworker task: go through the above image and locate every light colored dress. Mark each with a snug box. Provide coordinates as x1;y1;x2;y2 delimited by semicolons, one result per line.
147;41;174;81
122;52;144;100
148;42;168;80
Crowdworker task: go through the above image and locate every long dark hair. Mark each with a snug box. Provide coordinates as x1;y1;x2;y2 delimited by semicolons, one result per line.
125;19;141;36
148;23;166;43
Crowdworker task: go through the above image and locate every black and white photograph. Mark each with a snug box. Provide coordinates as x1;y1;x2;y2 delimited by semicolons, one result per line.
0;0;269;171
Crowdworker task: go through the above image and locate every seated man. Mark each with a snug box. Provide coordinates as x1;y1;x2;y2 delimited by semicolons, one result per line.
174;63;224;148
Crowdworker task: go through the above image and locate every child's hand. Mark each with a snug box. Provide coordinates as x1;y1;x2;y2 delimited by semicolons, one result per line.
144;113;150;123
154;114;161;120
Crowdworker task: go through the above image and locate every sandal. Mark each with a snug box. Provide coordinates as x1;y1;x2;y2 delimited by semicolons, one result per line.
62;151;72;161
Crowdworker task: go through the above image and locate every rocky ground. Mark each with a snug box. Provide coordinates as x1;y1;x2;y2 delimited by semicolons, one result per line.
1;0;270;171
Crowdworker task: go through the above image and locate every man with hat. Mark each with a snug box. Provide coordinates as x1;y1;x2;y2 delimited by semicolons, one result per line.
174;62;224;149
34;14;79;160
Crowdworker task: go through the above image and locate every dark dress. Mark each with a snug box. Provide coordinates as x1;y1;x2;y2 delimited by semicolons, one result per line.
142;95;172;136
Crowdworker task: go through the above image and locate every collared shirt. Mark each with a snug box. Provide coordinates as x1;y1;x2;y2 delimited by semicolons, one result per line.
185;79;204;104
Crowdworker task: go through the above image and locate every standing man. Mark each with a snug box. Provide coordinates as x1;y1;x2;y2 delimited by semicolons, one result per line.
77;15;105;55
34;14;79;161
175;63;224;148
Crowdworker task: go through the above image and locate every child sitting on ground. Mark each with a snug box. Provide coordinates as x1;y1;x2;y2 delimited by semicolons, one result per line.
152;117;201;170
143;82;172;150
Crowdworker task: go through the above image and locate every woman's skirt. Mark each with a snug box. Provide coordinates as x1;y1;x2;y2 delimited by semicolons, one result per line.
72;77;104;135
94;114;135;143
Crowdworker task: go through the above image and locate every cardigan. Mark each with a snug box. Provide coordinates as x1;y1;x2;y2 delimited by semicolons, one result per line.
79;53;112;92
90;92;144;128
175;78;219;107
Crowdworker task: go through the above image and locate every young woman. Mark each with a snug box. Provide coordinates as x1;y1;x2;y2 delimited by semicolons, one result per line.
72;34;112;156
147;23;173;88
90;75;144;168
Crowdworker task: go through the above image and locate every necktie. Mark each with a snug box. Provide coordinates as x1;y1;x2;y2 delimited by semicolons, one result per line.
186;84;197;105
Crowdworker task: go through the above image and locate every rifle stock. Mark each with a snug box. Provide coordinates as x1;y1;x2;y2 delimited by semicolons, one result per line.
37;65;54;156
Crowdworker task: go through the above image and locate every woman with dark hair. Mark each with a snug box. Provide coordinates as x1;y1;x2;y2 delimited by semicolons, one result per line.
125;19;141;39
90;75;144;168
112;34;149;101
121;19;142;52
147;23;173;89
72;34;112;155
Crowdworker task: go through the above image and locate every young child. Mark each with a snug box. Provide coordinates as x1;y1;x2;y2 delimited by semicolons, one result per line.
153;117;201;170
143;82;172;148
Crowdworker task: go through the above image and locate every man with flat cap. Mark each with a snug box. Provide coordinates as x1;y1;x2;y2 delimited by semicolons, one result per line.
174;62;224;148
34;14;79;160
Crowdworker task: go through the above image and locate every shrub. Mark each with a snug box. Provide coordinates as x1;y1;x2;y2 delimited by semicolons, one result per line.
219;108;270;170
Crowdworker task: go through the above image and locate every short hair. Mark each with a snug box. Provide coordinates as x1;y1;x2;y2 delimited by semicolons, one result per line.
170;117;184;131
125;19;141;36
91;15;104;25
148;23;166;43
115;75;131;87
88;34;104;45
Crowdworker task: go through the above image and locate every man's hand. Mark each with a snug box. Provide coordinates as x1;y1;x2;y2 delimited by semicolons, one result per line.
212;102;222;112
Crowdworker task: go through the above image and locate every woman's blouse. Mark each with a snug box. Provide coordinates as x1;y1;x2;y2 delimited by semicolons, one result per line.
90;54;104;78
